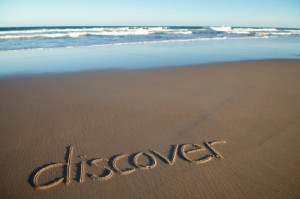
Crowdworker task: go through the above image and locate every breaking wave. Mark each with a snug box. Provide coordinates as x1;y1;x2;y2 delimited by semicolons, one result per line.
0;26;299;51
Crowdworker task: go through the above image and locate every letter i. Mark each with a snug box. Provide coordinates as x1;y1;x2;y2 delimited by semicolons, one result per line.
79;155;87;183
66;146;74;185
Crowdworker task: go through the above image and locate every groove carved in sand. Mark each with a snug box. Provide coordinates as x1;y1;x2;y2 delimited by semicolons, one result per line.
90;158;114;181
149;145;178;165
79;155;87;183
66;146;73;185
32;146;73;190
132;152;157;170
30;140;226;190
33;163;65;190
111;154;136;175
180;144;213;164
204;140;226;159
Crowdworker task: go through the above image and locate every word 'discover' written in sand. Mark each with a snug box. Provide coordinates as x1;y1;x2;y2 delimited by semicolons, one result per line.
30;140;226;190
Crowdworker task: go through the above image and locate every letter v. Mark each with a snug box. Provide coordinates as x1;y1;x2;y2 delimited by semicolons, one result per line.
149;145;178;165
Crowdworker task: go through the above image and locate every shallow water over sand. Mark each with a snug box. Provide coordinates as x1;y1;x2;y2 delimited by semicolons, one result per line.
0;37;299;77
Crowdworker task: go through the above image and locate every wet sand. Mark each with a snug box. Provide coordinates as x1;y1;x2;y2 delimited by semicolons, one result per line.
0;59;299;198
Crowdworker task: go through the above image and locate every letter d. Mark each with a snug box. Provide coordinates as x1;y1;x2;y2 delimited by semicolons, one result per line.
32;146;73;190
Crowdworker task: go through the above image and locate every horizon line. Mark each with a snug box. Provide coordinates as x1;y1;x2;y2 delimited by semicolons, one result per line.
0;25;299;29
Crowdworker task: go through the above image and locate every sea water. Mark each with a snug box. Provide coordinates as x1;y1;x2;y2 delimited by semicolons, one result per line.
0;26;299;77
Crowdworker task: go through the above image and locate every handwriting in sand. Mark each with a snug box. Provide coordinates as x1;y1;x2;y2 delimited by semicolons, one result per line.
30;140;226;190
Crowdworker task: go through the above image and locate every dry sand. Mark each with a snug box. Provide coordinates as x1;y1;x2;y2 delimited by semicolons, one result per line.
0;59;299;198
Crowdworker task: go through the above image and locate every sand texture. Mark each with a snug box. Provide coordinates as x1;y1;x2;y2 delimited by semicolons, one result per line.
0;60;300;198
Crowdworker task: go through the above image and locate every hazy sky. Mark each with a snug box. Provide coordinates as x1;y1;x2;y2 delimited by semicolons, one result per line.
1;0;299;27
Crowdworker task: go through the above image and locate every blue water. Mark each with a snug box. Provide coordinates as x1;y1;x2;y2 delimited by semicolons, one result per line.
1;26;300;51
0;26;299;77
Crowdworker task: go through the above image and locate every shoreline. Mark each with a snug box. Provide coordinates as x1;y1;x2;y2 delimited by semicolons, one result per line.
1;59;300;198
1;36;300;78
1;58;299;80
0;35;276;53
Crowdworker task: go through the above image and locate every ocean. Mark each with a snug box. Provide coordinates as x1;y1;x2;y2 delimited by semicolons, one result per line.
0;26;300;77
1;26;300;51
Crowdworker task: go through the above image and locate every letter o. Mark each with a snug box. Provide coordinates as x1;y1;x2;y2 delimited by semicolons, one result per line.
132;152;157;170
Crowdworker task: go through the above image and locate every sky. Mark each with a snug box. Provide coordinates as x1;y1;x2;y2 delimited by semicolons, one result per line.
0;0;299;28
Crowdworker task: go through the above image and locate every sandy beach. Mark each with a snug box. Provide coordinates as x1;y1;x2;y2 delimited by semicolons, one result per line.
0;59;299;198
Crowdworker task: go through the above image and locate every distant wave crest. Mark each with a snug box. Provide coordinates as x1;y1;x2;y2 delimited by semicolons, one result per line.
0;27;194;39
0;26;299;51
0;26;299;40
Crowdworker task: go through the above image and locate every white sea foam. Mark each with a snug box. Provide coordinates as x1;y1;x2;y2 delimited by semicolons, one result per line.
0;26;298;40
0;35;274;52
210;26;232;32
210;27;281;35
0;33;68;39
0;27;194;39
271;32;292;36
0;26;298;51
282;29;300;35
233;28;278;32
0;28;106;35
228;29;250;34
